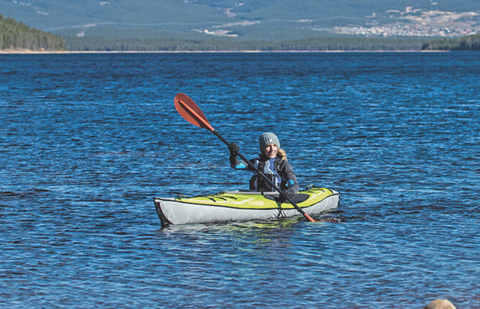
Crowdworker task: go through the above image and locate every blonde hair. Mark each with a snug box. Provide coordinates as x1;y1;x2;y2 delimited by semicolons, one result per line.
259;148;287;161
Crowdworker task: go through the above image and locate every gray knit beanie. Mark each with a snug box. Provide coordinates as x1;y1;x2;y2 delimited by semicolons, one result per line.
259;132;280;151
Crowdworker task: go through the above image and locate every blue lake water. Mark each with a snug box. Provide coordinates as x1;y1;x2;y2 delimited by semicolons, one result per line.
1;52;479;308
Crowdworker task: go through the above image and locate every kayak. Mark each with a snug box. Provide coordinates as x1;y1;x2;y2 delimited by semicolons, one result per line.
154;186;340;226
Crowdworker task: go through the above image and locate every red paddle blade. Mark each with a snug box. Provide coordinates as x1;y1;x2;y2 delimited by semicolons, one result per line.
174;93;214;131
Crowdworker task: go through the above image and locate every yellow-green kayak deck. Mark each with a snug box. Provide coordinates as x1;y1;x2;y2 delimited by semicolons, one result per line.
154;187;340;226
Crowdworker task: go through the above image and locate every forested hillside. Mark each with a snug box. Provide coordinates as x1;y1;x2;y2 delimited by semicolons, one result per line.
1;0;479;42
0;14;65;51
422;34;480;50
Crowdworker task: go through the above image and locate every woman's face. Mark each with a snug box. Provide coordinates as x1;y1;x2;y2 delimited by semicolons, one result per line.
263;143;278;159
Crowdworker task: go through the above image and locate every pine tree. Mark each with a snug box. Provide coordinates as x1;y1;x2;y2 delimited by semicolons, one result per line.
0;14;66;51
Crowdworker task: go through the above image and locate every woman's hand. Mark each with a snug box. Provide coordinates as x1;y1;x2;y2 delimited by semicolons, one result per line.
228;142;239;155
279;188;295;202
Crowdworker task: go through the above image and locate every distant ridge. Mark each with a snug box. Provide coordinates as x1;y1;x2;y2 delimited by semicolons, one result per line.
1;0;479;42
0;14;65;51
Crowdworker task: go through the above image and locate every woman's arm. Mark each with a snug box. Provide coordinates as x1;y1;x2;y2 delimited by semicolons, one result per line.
280;160;300;193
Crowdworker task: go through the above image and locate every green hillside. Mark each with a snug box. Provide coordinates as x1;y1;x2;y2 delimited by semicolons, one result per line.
2;0;479;52
0;14;65;51
1;0;479;42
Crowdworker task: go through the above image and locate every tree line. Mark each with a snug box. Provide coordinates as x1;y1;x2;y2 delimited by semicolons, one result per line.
0;14;66;51
422;34;480;51
65;36;429;52
65;34;480;52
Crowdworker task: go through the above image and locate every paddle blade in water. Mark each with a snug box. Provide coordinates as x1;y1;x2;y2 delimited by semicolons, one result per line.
174;93;214;131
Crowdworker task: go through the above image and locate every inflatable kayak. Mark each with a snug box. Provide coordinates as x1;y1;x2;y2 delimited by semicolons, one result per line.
154;186;340;226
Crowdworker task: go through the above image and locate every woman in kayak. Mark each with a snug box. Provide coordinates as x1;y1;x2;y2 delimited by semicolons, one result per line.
228;132;299;202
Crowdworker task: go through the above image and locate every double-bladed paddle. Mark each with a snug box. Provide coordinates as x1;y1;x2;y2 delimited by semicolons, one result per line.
174;93;318;222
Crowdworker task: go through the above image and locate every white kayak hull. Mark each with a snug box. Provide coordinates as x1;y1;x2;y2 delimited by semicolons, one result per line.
154;188;340;226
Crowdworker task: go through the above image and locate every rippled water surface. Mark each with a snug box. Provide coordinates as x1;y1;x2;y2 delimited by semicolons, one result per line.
1;52;479;308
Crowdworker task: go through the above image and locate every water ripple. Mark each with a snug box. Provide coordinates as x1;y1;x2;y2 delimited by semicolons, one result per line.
1;52;479;308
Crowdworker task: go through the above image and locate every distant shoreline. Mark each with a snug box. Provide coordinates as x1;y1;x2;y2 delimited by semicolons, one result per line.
0;49;450;54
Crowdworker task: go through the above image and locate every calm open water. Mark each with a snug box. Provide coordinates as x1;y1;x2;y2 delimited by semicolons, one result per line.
1;52;479;308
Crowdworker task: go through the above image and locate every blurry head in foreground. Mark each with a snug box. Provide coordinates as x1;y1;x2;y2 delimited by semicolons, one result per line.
424;299;456;309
